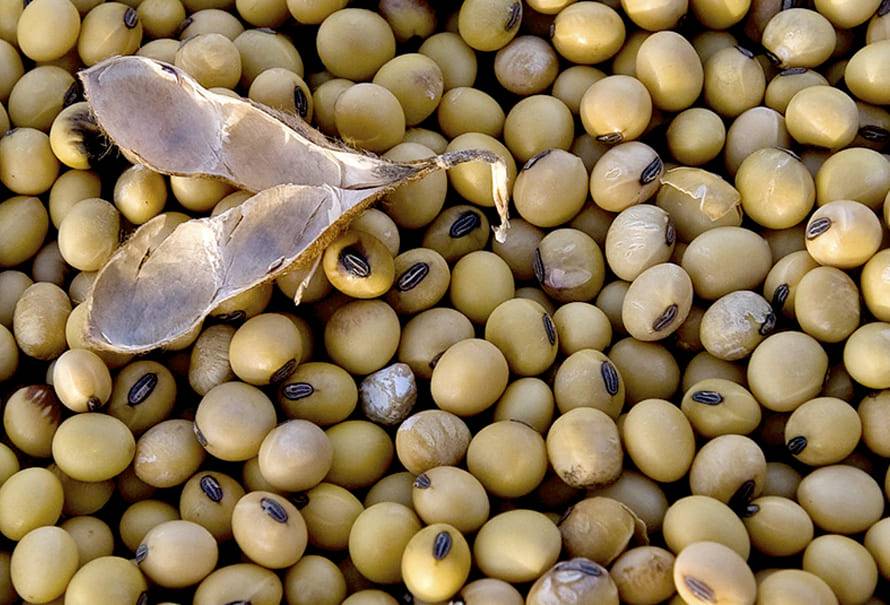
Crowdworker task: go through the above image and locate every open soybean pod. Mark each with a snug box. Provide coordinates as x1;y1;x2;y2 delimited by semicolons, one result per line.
78;56;510;354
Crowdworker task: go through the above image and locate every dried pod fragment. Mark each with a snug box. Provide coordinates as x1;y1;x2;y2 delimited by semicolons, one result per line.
78;56;510;353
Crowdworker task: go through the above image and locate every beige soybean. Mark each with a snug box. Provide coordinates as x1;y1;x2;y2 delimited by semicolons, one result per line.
232;491;307;569
794;267;860;343
610;546;676;605
137;519;218;588
194;563;282;605
134;419;206;488
786;86;859;149
65;556;147;605
551;2;625;64
844;322;890;389
762;9;836;68
590;470;669;534
845;39;890;106
57;198;120;272
681;379;761;438
10;526;78;603
412;466;489;533
560;496;645;565
52;413;134;482
349;502;421;584
528;558;619;605
703;46;765;118
2;385;62;458
805;200;882;269
78;2;143;66
689;434;765;507
624;398;696;483
756;569;839;605
580;76;652;144
786;399;865;467
796;464;884;534
742;496;813;557
605;205;675;282
0;468;63;541
673;541;756;605
179;471;243;542
467;420;548;498
194;382;275;461
485;298;558;376
816;147;890;209
493;377;555;433
401;523;471;602
554;349;624;418
803;535;879;605
257;419;332;492
546;407;623;488
622;263;692;342
536;228;605;303
635;32;703;111
609;337;681;404
108;360;177;434
474;509;561;583
736;147;815;229
762;250;819;319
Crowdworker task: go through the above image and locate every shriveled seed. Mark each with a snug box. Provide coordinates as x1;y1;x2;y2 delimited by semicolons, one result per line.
127;373;159;406
396;263;430;292
260;497;289;523
433;531;452;560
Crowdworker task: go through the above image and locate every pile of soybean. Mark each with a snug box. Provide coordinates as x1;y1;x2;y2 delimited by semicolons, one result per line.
1;0;890;604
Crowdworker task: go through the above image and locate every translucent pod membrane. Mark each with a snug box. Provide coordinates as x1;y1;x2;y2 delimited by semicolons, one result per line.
78;56;510;354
